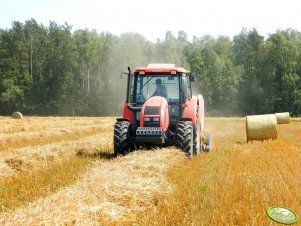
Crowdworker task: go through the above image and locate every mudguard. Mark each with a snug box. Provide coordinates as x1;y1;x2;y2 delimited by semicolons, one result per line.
182;94;205;130
198;94;205;130
122;103;134;124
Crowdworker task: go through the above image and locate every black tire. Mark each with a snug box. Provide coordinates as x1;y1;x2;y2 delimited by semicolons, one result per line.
114;121;131;157
176;121;194;158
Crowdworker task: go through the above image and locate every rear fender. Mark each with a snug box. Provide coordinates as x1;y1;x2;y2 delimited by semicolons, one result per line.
182;95;205;130
122;103;134;124
182;96;197;125
116;118;130;122
197;94;205;130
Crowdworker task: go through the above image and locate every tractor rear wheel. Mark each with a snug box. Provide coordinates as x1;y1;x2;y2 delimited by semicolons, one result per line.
177;121;194;158
114;121;132;157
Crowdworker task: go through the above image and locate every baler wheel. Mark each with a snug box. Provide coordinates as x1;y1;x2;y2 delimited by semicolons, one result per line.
201;131;211;152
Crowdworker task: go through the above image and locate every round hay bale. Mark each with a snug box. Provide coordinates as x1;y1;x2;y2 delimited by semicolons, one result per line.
11;111;23;119
246;114;277;142
275;112;290;124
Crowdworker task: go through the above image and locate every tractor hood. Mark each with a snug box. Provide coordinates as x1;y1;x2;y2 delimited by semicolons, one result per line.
140;96;169;131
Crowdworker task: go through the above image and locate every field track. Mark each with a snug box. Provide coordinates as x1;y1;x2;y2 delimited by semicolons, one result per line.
0;116;300;225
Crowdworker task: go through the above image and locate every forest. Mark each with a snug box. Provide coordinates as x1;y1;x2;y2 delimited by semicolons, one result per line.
0;19;300;116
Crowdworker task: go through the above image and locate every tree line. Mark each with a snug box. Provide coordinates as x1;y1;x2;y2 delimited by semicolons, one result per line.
0;19;300;116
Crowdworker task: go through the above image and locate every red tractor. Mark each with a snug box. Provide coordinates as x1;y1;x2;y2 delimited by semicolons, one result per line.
114;64;210;158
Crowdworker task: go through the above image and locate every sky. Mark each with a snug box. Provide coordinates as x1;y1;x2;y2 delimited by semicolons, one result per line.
1;0;300;42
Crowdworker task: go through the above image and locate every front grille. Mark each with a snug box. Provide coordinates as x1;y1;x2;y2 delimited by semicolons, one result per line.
136;127;164;136
144;121;160;127
144;106;160;115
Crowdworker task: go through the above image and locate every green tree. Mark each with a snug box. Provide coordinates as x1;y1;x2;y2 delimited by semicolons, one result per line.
40;21;76;115
265;29;301;115
154;31;187;66
187;35;239;115
0;21;30;114
233;28;265;115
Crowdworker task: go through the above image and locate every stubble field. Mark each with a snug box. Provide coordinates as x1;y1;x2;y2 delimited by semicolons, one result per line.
0;116;300;225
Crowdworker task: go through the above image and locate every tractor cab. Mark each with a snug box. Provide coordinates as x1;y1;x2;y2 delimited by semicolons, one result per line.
114;64;209;158
132;64;193;128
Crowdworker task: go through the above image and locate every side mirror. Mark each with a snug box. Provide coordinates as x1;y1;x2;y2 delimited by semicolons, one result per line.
190;72;196;82
120;66;132;78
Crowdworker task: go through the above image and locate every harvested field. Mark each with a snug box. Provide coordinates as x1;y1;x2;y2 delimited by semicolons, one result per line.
0;117;114;176
0;117;300;225
0;117;114;151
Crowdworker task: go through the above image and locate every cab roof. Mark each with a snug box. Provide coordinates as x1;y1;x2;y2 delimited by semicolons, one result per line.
134;64;188;74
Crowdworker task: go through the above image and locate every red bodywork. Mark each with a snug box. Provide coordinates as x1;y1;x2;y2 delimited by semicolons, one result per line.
122;64;204;132
140;96;169;131
122;103;134;123
182;95;205;130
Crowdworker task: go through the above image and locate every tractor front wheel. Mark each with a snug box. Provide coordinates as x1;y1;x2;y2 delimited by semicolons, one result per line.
176;121;194;158
113;121;132;157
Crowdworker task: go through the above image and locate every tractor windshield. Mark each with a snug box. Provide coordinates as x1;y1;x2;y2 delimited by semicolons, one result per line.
135;74;179;103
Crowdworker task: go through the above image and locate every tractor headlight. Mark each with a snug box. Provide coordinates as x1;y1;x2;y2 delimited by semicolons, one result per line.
144;117;150;122
152;117;160;122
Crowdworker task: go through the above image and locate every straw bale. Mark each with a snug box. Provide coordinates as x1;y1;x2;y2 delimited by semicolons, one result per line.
246;114;277;142
275;112;290;124
11;112;23;119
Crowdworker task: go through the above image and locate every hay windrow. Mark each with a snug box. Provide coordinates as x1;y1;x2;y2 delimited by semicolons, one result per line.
0;148;185;225
0;132;112;178
0;116;114;135
0;117;115;151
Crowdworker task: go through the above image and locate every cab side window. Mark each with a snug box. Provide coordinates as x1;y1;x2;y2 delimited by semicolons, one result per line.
182;75;189;101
